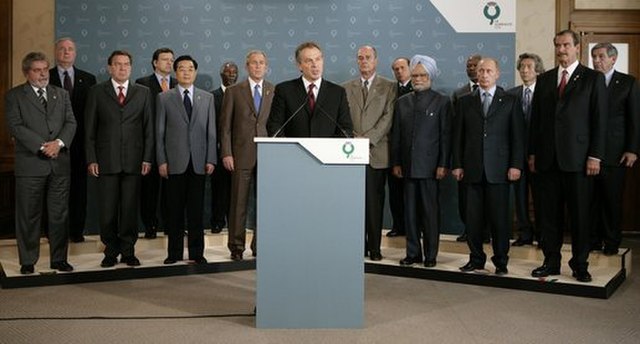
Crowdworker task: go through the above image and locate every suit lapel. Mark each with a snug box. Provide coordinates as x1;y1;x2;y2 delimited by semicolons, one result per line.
562;64;584;98
260;82;274;118
103;81;119;104
170;88;190;124
45;85;59;117
23;84;47;114
237;80;256;115
486;88;505;118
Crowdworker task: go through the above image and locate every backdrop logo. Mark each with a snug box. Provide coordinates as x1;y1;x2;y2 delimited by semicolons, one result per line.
342;141;355;158
483;2;501;25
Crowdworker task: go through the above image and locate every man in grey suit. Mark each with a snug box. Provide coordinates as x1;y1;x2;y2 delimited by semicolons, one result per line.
5;52;76;274
85;50;154;268
157;55;216;264
343;45;396;261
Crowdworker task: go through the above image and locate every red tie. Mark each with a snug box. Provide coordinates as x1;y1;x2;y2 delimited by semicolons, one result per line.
558;70;568;98
307;83;316;113
118;86;125;106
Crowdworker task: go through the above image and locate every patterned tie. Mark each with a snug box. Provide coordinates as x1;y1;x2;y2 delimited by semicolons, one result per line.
482;91;492;116
37;88;47;109
558;70;568;98
63;70;73;94
362;79;369;102
117;86;125;106
307;83;316;113
183;89;192;120
472;83;479;91
523;87;532;115
160;77;169;92
253;84;262;115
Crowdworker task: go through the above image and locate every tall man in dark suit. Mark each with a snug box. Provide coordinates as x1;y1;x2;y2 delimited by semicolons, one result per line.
85;50;154;268
343;45;396;261
157;55;216;265
49;37;96;243
391;55;452;267
135;47;176;239
220;51;273;261
452;57;524;276
267;41;353;138
210;61;238;234
451;54;483;243
5;52;76;274
529;30;607;282
589;42;640;255
508;53;545;247
386;57;413;238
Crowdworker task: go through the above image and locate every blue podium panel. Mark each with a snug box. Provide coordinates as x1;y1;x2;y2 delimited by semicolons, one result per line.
256;140;365;328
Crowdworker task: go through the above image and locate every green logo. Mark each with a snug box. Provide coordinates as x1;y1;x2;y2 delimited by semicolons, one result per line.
484;2;501;25
342;141;355;158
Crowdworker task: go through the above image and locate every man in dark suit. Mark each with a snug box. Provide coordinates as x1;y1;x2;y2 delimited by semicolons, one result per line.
85;50;154;268
210;61;238;234
507;53;545;247
589;42;640;255
452;57;524;276
451;54;484;243
135;47;176;239
156;55;216;265
49;37;96;243
386;57;413;238
267;41;353;138
391;55;452;267
220;51;273;261
5;52;77;274
529;30;607;282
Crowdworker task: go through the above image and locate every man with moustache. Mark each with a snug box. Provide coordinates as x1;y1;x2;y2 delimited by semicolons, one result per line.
85;50;154;268
49;37;96;243
529;30;607;282
135;47;176;239
391;55;452;267
210;61;238;234
589;43;639;255
220;51;273;261
267;41;353;138
156;55;216;265
452;57;524;276
5;52;76;274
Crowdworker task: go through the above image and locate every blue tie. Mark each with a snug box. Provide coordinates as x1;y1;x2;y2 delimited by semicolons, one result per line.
183;89;192;120
253;84;262;115
482;91;492;116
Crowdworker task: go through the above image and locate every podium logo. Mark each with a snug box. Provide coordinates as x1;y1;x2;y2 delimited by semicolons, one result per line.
483;2;501;25
342;141;355;158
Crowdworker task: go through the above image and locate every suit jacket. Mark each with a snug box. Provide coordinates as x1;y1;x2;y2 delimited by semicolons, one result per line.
49;66;96;167
529;64;607;172
601;71;640;167
451;83;475;109
507;85;532;155
343;75;396;168
220;79;274;170
136;74;177;165
156;86;217;175
397;81;413;98
5;83;76;176
391;89;452;179
452;87;524;184
85;80;154;174
267;77;353;137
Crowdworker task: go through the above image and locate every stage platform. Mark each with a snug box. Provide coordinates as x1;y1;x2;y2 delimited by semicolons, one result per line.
0;231;631;299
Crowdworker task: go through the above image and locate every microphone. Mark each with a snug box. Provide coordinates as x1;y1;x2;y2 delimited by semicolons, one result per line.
316;104;352;138
271;92;310;138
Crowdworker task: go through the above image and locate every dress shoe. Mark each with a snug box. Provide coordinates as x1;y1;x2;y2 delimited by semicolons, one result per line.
590;243;603;251
144;228;157;239
495;266;508;275
193;257;208;264
483;237;491;244
511;238;533;247
456;233;468;242
69;235;85;243
572;269;592;283
100;256;118;268
459;261;484;272
230;251;243;261
50;261;74;272
531;265;560;277
603;247;619;256
211;227;223;234
20;265;34;274
399;256;422;266
369;252;383;261
163;257;180;265
121;256;141;266
386;230;404;237
424;260;436;268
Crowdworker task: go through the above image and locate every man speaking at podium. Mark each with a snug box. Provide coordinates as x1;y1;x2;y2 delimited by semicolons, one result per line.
267;41;353;138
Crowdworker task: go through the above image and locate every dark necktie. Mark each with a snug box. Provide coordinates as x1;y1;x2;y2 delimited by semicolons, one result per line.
63;70;73;94
307;83;316;113
253;84;262;115
362;79;369;102
183;89;192;120
482;91;492;116
117;86;125;106
37;88;47;109
523;87;532;115
558;70;568;98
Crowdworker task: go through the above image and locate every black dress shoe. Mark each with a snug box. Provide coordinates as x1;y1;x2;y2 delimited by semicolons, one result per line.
572;269;592;283
100;256;118;268
50;261;74;272
20;265;34;274
399;256;422;266
424;260;436;268
163;257;179;265
69;235;85;243
459;261;483;272
531;265;560;277
590;243;603;251
456;233;468;242
386;230;404;237
495;266;508;275
121;256;141;266
483;237;491;244
193;257;208;264
603;247;619;256
511;238;533;247
230;251;243;261
210;227;223;234
369;252;383;261
144;230;157;239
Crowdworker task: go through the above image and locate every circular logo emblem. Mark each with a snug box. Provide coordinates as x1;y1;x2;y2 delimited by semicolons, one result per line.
342;141;355;158
484;2;501;25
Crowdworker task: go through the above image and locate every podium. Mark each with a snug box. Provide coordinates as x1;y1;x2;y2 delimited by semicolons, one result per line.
254;137;368;328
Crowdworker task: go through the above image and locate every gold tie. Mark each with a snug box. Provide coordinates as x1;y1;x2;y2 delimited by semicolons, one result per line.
160;78;169;92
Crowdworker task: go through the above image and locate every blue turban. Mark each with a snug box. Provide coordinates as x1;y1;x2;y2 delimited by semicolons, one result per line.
410;55;438;78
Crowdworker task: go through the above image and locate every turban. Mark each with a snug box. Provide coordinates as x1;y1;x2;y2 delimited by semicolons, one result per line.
410;55;438;78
